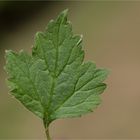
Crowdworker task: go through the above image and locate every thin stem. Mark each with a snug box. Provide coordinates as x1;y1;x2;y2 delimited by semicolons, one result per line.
43;118;51;140
45;126;51;140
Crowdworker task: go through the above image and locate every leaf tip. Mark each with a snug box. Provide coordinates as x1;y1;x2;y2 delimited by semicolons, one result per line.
5;50;15;59
5;49;12;54
61;8;69;16
56;9;69;24
104;69;110;77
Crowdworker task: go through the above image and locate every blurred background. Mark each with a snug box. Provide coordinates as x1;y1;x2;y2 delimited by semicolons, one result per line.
0;1;140;139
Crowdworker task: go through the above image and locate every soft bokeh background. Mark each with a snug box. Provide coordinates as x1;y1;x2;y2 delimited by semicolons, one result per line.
0;1;140;139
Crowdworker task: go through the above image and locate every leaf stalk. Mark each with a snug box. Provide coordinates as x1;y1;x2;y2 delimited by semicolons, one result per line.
43;118;51;140
45;126;51;140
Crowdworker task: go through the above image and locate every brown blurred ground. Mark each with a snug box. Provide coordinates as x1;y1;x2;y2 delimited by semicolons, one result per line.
0;1;140;139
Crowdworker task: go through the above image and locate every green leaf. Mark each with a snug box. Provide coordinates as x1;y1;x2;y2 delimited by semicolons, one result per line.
5;9;108;126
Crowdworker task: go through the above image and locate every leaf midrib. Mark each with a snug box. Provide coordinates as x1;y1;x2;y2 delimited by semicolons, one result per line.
47;22;61;117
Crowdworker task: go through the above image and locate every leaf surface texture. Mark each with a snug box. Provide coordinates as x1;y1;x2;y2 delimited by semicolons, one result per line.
5;9;108;125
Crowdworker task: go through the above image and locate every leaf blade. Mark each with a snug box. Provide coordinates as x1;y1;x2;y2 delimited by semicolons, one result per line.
5;9;109;125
